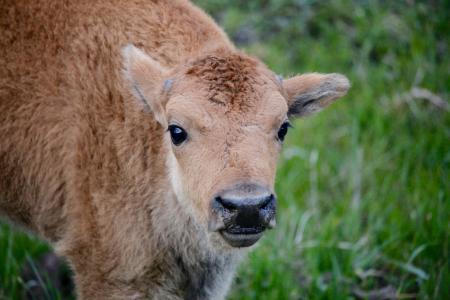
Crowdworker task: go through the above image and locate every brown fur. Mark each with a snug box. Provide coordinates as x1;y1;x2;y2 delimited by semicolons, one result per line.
0;0;349;299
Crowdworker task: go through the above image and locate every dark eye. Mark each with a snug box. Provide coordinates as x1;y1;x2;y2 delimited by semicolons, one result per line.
277;122;291;142
168;125;188;146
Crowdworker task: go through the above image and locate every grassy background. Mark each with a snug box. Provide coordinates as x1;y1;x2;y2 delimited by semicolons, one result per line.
1;0;449;299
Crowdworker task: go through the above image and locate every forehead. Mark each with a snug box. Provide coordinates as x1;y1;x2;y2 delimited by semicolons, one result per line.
166;52;288;125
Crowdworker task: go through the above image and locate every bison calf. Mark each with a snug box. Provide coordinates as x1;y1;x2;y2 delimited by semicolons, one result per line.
0;0;349;298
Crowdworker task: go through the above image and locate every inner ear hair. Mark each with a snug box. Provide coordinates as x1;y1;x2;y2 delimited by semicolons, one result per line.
122;44;170;126
286;73;350;117
122;44;167;107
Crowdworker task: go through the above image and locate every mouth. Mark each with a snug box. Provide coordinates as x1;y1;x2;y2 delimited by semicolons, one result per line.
220;227;265;247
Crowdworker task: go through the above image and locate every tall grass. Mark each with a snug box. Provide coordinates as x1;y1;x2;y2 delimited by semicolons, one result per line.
1;0;449;299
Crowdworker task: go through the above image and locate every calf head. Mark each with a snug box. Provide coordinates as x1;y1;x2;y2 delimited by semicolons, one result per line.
123;45;349;249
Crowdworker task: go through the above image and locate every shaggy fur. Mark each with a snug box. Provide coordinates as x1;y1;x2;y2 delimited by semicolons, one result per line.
0;0;349;299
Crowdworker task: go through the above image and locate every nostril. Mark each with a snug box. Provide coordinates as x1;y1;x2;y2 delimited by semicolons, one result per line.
259;194;274;209
215;196;236;211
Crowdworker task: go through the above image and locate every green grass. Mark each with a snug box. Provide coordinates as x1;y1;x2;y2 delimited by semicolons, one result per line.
1;0;449;299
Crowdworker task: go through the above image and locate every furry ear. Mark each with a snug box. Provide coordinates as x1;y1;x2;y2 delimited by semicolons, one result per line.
283;73;350;117
122;44;168;125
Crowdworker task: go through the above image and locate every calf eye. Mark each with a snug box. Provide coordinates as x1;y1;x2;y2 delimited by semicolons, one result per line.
277;122;291;142
168;125;187;145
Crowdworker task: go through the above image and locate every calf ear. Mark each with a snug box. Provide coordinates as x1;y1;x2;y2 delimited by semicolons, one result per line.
122;44;168;125
283;73;350;117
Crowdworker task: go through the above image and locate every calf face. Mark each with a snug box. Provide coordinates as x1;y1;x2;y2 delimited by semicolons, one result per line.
123;45;349;249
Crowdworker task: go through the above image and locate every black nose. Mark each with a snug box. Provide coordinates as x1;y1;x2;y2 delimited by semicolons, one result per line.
215;194;274;227
213;183;276;231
